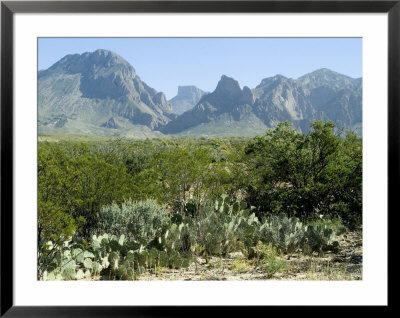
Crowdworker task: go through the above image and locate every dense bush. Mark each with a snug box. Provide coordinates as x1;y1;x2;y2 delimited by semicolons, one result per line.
38;121;362;280
257;213;343;254
38;142;134;239
245;121;362;226
95;199;171;243
39;195;347;280
258;214;307;253
189;196;260;258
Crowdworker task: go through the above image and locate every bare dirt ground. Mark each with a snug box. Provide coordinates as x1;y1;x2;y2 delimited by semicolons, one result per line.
135;230;362;281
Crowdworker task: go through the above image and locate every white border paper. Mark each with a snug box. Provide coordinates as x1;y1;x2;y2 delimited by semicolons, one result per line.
14;13;388;306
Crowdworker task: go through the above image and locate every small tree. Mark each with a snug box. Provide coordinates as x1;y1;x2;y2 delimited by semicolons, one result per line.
245;121;362;225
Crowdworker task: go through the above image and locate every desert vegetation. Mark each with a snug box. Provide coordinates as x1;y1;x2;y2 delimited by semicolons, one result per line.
38;121;362;280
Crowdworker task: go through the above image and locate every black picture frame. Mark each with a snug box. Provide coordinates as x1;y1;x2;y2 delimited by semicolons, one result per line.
1;1;395;316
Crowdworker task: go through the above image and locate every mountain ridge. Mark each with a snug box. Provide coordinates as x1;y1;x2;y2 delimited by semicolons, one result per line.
38;49;362;137
38;49;176;134
162;70;361;135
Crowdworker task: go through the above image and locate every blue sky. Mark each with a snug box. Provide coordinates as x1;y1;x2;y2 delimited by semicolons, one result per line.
38;38;362;99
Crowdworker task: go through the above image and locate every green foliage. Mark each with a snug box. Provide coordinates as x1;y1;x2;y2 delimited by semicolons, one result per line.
191;196;259;258
245;121;362;225
305;225;335;254
258;213;343;254
38;197;345;280
40;239;82;280
37;199;87;278
259;213;306;253
38;142;133;239
306;216;348;236
38;122;360;280
95;199;171;243
252;242;286;278
230;258;254;273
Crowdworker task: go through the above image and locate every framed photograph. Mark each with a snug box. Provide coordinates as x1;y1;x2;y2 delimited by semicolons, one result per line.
1;0;395;316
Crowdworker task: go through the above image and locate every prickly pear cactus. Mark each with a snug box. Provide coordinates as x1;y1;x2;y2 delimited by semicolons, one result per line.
61;268;76;280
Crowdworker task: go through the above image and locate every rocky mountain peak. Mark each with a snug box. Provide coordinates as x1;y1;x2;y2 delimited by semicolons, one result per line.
38;49;175;131
207;75;254;108
43;49;136;79
297;68;359;91
214;75;243;99
39;53;362;137
241;86;255;105
299;68;344;82
257;74;289;88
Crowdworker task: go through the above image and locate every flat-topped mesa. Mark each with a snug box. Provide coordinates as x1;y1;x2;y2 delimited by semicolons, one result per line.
169;85;208;115
176;86;205;100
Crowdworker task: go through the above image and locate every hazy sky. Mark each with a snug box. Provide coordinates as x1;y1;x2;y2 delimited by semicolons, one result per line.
38;38;362;99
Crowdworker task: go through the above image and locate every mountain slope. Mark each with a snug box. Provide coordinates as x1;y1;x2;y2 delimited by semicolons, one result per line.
162;76;256;134
38;49;176;135
163;69;362;136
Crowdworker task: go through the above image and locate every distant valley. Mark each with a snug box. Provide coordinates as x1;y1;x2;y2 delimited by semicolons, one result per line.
38;49;362;137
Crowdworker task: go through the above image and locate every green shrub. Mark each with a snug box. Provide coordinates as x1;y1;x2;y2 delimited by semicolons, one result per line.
37;200;85;278
259;213;306;253
230;258;254;273
190;195;259;257
253;242;285;278
306;216;348;236
38;142;135;237
304;224;335;254
95;199;171;243
258;213;342;254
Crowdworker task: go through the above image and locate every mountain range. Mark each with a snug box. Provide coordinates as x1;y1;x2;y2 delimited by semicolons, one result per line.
38;49;362;137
